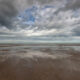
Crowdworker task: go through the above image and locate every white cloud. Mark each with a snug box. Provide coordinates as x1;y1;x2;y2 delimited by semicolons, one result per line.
21;29;57;36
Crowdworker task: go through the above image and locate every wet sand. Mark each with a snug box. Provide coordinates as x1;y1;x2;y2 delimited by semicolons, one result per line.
0;44;80;80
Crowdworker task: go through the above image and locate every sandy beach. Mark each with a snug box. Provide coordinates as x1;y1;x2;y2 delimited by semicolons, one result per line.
0;44;80;80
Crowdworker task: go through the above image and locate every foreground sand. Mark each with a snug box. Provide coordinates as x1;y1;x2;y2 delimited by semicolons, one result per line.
0;44;80;80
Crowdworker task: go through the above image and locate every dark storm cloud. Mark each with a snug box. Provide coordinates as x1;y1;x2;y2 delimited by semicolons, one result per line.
0;0;32;29
37;0;80;9
54;0;80;14
0;0;18;29
72;26;80;36
36;0;57;5
65;0;80;10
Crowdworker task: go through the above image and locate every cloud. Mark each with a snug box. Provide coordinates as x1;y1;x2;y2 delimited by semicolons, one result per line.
0;0;33;29
0;0;18;28
0;0;80;28
72;26;80;36
54;0;80;14
0;0;65;29
14;6;80;39
65;0;80;10
0;0;80;42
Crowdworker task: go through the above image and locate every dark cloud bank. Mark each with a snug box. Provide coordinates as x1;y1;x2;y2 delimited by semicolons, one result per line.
0;0;18;28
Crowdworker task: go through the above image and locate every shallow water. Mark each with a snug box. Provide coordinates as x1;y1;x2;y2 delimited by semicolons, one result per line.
0;44;80;80
0;45;80;52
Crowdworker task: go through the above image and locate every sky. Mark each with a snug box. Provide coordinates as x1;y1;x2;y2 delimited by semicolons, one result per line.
0;0;80;43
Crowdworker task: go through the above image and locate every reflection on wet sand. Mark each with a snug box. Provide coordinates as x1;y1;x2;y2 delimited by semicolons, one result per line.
0;44;80;80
